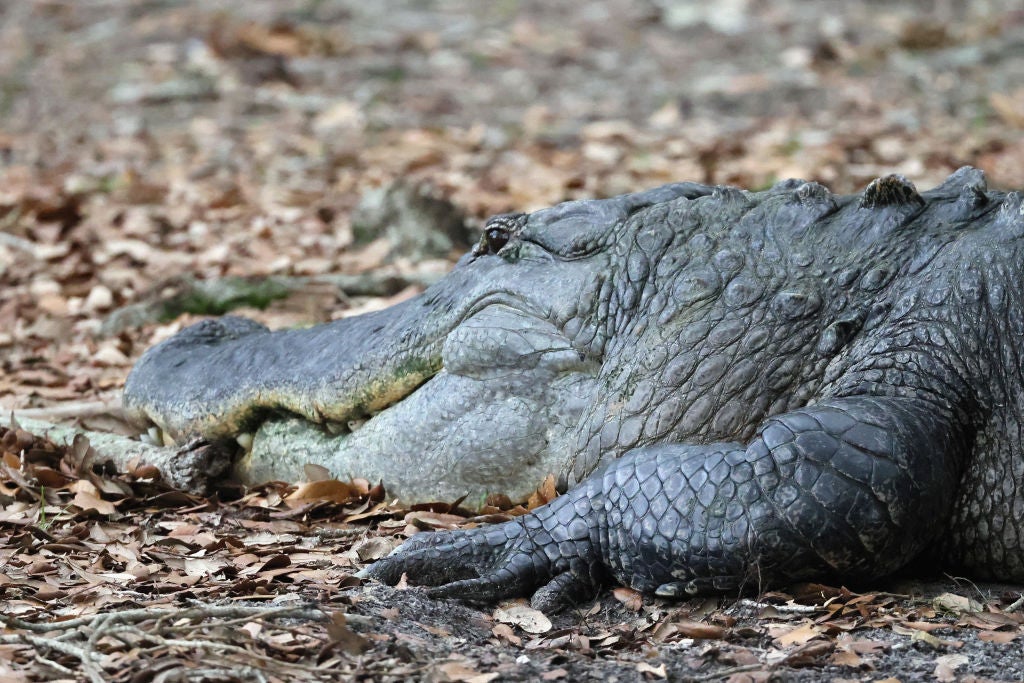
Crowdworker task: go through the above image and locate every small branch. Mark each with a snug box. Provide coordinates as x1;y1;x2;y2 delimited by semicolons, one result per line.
0;603;334;681
7;395;127;422
1006;594;1024;613
738;599;820;614
11;633;105;683
0;604;326;633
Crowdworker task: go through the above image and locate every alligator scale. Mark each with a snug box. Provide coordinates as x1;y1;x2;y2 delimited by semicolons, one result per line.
126;168;1024;607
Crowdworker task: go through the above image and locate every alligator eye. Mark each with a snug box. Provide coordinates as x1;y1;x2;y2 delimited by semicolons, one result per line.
485;226;510;254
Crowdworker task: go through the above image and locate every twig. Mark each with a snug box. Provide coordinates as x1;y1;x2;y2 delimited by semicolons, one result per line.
154;667;271;683
1006;594;1024;612
0;604;326;633
11;633;105;683
0;230;38;255
5;396;127;422
738;599;820;614
692;663;766;681
145;636;333;674
314;527;367;539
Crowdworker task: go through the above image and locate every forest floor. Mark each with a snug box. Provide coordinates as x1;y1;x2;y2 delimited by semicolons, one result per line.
1;1;1024;681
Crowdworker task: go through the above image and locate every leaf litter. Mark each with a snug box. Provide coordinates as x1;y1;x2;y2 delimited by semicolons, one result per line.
1;0;1024;680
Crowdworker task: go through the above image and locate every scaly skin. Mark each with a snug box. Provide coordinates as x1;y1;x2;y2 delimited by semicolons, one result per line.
126;167;1024;605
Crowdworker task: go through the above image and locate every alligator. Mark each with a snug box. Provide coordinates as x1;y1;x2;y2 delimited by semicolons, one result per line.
125;167;1024;608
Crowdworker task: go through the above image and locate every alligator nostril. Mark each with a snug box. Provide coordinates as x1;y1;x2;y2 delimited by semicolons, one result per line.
485;226;510;254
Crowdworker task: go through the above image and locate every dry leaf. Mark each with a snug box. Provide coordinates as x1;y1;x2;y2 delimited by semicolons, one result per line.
302;463;332;481
494;600;552;634
933;653;969;682
285;479;354;505
933;592;982;614
491;623;522;647
773;622;823;647
352;536;398;562
613;586;643;611
829;649;862;667
71;490;116;515
527;474;558;510
437;661;499;683
327;612;371;655
635;661;667;678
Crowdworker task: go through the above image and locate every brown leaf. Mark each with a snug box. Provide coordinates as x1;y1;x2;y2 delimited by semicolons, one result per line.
285;479;354;505
353;536;397;562
326;611;371;655
958;610;1021;630
437;661;499;683
613;586;643;611
491;623;522;647
773;622;823;647
900;620;947;632
668;620;728;640
527;474;558;510
29;465;70;488
405;510;465;530
977;630;1019;643
71;490;116;515
829;649;863;667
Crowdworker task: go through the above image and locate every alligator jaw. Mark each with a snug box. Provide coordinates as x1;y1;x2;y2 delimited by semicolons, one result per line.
122;288;453;444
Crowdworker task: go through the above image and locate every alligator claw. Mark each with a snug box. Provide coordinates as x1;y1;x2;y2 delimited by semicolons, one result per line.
362;497;607;611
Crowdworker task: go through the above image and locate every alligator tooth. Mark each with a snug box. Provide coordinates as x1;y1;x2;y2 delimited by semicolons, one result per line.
347;418;368;432
325;420;347;436
140;425;161;446
236;432;254;452
161;430;177;448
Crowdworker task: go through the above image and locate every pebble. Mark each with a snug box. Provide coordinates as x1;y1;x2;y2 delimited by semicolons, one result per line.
84;285;114;312
93;342;128;366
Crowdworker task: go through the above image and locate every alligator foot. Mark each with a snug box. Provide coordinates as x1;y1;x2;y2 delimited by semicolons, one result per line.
360;489;610;612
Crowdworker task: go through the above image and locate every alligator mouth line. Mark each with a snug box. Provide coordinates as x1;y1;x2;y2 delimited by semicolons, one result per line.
138;360;442;453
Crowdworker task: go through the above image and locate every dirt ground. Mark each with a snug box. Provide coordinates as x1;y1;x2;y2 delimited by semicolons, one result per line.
1;1;1024;681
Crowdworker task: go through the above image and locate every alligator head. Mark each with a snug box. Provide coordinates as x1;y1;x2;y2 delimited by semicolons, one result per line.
123;183;712;502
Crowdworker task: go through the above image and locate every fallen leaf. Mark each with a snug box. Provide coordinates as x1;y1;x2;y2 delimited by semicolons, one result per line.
491;623;522;647
437;661;499;683
303;463;332;481
829;649;862;667
327;612;371;655
494;600;552;634
527;474;558;509
933;653;969;682
773;622;823;646
977;630;1019;643
352;536;398;562
285;479;354;505
71;490;116;515
635;661;667;678
933;592;982;614
613;586;643;611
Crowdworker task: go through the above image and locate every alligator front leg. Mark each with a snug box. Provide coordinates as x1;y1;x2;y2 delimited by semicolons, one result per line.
362;395;967;609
